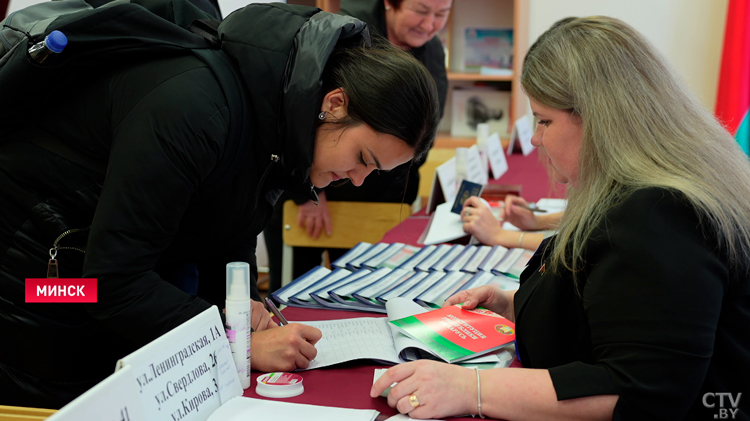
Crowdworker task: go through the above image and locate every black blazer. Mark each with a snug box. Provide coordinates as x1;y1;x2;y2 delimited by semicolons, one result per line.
514;188;749;420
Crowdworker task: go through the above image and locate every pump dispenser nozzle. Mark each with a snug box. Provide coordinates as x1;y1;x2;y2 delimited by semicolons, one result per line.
226;262;250;301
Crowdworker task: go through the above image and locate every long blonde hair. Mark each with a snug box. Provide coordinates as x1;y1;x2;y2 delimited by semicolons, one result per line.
521;16;750;277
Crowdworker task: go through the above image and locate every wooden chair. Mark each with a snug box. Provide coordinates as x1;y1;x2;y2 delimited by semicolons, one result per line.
281;200;411;286
0;405;56;421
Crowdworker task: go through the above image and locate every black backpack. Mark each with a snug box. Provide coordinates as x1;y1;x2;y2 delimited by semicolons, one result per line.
0;0;249;195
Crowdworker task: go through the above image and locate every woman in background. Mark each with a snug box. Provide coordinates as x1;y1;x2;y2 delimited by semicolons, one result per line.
372;16;750;420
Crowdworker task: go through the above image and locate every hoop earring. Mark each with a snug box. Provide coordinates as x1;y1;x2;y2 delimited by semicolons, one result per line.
318;111;327;120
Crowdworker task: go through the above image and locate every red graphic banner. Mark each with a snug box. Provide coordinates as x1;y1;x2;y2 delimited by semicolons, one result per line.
25;278;98;303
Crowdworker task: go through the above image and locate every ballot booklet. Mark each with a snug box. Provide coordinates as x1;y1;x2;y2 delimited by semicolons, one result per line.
300;297;514;370
389;303;516;363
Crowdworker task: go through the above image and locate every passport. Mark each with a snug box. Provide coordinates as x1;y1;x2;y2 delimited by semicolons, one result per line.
451;180;484;214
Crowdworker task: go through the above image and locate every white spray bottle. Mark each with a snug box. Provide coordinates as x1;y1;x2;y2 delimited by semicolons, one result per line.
225;262;251;389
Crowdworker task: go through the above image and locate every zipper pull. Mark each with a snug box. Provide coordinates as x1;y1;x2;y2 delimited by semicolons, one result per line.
47;248;59;278
311;185;320;206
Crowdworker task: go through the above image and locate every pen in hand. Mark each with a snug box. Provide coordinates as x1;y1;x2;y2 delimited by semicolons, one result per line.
516;202;547;213
264;296;289;326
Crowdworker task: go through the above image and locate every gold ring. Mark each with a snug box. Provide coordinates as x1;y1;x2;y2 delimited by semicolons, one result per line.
409;394;420;408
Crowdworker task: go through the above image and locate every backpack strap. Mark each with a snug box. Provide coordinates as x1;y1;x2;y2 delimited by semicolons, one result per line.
188;19;220;49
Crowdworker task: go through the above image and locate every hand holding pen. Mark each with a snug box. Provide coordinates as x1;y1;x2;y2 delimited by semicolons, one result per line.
502;195;546;230
516;202;547;213
252;297;321;372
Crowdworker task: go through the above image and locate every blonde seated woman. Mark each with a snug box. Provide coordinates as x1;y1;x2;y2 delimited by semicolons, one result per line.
460;194;563;250
372;15;750;420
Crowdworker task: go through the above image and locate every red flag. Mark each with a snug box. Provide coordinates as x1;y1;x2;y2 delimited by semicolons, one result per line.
715;0;750;154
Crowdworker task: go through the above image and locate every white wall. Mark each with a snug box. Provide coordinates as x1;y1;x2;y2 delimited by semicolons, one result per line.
528;0;728;110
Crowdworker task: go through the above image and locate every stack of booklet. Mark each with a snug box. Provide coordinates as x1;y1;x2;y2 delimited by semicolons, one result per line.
272;242;534;313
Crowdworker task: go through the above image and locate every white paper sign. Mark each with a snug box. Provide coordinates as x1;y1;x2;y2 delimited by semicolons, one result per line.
466;145;488;185
117;307;243;421
476;123;490;173
487;132;508;179
435;157;457;204
507;114;535;156
47;365;147;421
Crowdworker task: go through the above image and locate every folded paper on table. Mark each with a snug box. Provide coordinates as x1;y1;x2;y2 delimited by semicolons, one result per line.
422;202;469;245
507;114;534;156
426;156;457;215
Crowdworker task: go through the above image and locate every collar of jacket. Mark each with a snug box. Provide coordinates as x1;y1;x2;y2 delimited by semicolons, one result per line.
218;3;370;200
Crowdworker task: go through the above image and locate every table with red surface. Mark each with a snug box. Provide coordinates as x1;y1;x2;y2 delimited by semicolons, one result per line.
385;149;564;246
243;306;519;420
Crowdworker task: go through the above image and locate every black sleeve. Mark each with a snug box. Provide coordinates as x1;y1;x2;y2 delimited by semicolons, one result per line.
420;36;448;117
196;238;261;307
548;189;728;419
83;66;230;345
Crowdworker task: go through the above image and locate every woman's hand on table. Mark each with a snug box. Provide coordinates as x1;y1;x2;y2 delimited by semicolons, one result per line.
370;360;476;419
297;191;332;240
250;323;322;372
444;285;516;322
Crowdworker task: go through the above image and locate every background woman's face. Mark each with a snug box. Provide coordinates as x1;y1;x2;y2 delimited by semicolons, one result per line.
310;123;414;188
385;0;452;49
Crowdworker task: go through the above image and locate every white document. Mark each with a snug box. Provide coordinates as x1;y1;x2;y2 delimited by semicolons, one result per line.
421;202;468;245
207;396;378;421
536;198;568;213
487;132;509;179
300;298;504;370
507;114;535;156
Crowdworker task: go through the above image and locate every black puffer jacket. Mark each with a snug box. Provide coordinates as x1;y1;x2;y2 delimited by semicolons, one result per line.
0;2;367;403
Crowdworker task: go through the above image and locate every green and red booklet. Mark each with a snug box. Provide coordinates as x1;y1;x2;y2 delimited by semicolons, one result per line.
389;304;516;363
